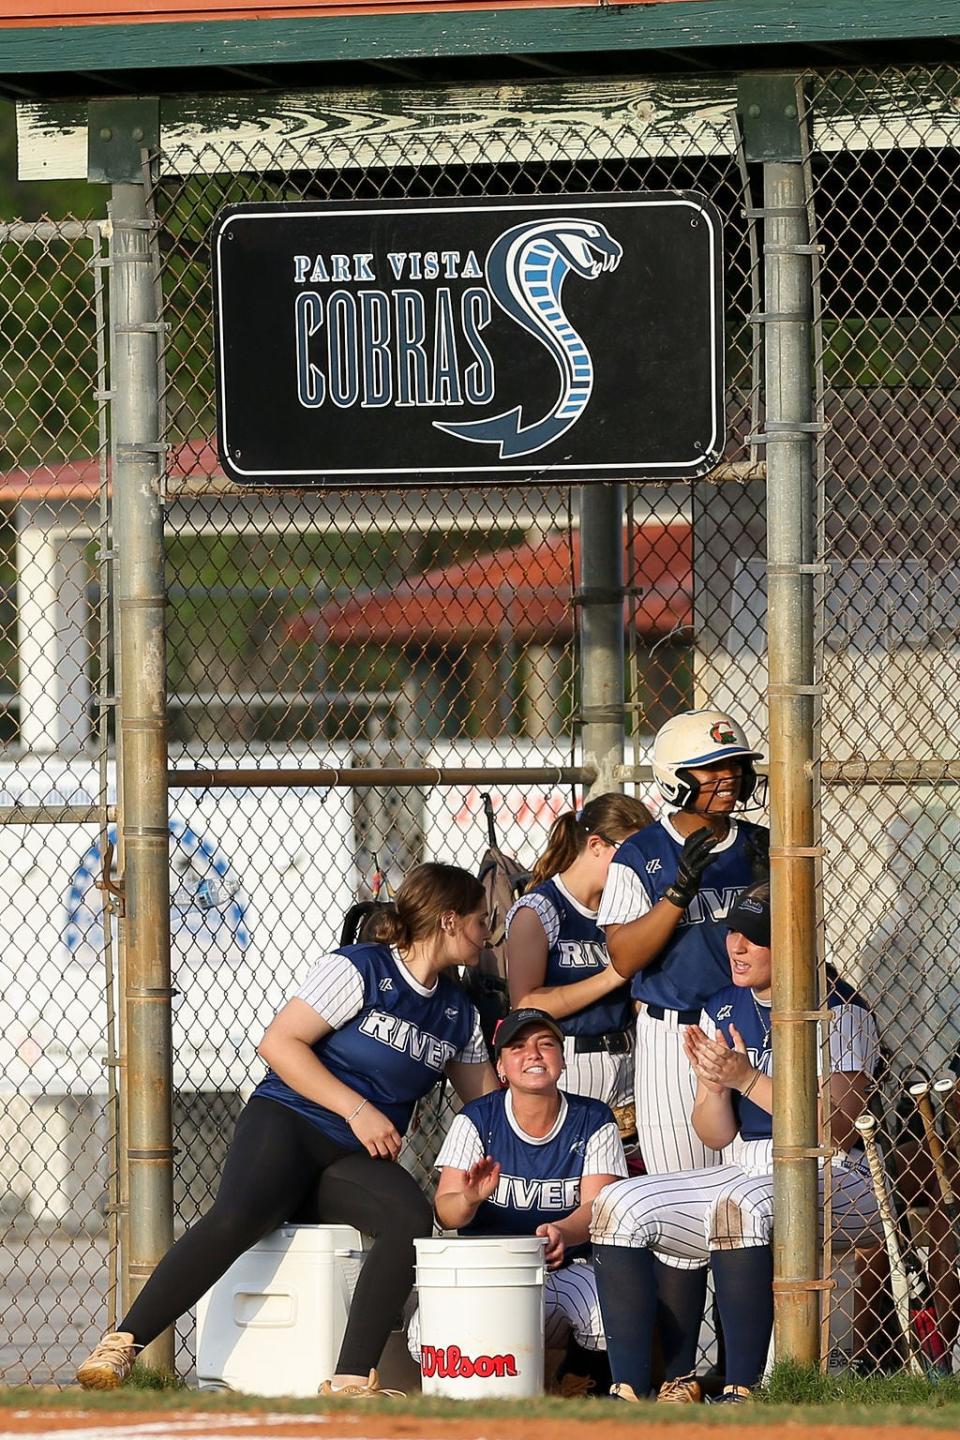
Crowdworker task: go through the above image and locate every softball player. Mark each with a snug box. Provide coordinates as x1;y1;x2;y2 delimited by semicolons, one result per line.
408;1008;627;1389
597;709;769;1175
77;863;497;1399
591;884;881;1404
505;793;652;1112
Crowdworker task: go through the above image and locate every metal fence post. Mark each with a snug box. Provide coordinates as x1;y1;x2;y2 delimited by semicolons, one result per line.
97;103;175;1375
578;483;625;799
741;76;820;1366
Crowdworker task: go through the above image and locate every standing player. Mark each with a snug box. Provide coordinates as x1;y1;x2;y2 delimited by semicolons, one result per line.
505;794;652;1116
76;863;498;1398
409;1008;627;1391
597;709;768;1175
591;884;881;1403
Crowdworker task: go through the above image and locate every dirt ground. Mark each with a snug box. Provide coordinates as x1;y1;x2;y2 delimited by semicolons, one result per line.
2;1411;959;1440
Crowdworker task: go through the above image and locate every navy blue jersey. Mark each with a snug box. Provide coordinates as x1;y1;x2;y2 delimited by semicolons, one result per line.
705;980;877;1142
437;1088;624;1256
254;942;480;1148
599;817;768;1011
506;878;632;1038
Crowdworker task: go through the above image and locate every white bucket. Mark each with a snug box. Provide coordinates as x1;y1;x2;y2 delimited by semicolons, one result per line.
414;1236;545;1399
196;1224;366;1397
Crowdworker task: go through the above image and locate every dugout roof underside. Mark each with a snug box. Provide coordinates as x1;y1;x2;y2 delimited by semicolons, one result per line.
0;1;957;102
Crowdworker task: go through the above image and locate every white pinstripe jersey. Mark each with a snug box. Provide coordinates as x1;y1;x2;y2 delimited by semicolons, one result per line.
598;815;769;1010
254;942;485;1147
505;876;632;1037
437;1088;626;1254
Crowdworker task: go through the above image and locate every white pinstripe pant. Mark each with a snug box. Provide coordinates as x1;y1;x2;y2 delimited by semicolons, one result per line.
407;1259;606;1357
633;1007;724;1174
562;1034;634;1109
591;1156;881;1266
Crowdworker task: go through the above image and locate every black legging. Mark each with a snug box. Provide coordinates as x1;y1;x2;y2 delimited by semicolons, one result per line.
121;1096;432;1374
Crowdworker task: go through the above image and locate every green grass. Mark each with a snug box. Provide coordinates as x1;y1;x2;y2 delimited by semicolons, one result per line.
5;1362;960;1427
757;1357;960;1412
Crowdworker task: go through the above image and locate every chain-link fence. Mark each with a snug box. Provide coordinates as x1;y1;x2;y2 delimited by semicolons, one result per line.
3;61;960;1387
809;68;960;1379
0;218;118;1383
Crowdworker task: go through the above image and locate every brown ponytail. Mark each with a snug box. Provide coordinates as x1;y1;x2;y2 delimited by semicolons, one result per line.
528;792;653;888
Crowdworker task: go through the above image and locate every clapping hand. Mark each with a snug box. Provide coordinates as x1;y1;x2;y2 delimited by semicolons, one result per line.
684;1022;753;1093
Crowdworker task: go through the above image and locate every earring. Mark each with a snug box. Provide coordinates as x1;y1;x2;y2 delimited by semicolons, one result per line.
497;1071;506;1083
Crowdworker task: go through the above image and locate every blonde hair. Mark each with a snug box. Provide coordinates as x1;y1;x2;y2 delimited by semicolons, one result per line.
529;792;653;888
372;862;485;947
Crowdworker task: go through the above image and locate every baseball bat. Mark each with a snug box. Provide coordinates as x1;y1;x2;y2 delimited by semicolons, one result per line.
854;1111;923;1375
908;1080;960;1234
933;1075;960;1174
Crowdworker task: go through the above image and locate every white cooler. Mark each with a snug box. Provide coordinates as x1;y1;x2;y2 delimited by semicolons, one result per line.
196;1224;366;1396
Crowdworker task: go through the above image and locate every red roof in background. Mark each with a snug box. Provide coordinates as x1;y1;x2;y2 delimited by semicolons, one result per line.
288;524;692;648
0;440;217;502
2;451;691;648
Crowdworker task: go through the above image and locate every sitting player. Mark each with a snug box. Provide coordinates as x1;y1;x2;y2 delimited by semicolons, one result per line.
591;883;881;1403
408;1008;627;1394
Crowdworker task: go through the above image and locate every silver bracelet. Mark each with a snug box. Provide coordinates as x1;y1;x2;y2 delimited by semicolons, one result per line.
347;1098;368;1122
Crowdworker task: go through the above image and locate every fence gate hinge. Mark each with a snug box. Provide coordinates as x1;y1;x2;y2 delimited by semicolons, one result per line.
737;74;809;164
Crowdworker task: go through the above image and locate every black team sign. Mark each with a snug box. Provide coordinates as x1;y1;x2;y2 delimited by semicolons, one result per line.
212;192;724;487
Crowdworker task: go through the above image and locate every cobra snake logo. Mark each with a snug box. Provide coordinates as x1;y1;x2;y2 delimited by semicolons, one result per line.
434;217;623;459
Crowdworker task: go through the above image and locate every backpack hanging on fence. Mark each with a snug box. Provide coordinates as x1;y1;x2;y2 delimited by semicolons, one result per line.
465;793;532;1056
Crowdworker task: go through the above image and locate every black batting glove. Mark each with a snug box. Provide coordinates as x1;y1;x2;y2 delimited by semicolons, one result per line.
663;827;718;909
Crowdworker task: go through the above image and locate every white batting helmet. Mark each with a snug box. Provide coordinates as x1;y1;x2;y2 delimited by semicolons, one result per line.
651;709;763;810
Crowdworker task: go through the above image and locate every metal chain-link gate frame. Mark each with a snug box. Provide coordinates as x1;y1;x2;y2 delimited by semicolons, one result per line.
2;62;960;1385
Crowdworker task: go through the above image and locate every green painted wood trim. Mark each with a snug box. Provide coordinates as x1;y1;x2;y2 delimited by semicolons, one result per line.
0;1;957;76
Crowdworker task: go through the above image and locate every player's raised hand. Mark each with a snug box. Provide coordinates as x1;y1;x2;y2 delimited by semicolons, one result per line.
349;1101;403;1160
462;1156;501;1206
535;1222;566;1270
665;826;718;909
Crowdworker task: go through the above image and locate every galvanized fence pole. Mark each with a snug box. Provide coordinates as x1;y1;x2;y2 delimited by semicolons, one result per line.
760;134;821;1359
109;173;175;1373
578;484;625;799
